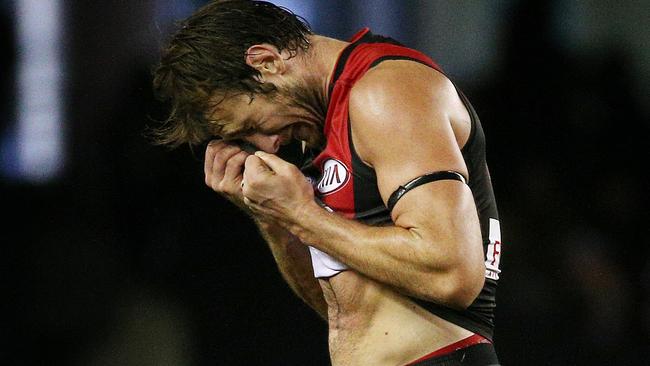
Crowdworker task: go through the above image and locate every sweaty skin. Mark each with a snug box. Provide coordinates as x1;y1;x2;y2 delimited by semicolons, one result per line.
204;37;485;366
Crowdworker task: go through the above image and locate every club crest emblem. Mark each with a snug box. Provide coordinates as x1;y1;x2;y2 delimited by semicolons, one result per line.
317;159;350;195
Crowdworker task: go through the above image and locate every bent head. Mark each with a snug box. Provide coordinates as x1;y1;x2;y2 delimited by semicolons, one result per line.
152;0;325;151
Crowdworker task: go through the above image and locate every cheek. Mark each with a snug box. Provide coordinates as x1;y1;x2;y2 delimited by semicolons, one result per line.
294;124;322;147
279;127;293;142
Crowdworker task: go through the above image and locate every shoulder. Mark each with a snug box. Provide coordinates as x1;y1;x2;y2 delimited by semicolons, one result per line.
349;60;458;117
348;60;464;152
346;59;471;174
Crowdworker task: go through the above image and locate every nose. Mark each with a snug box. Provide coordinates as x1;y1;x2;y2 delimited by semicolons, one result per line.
244;133;280;153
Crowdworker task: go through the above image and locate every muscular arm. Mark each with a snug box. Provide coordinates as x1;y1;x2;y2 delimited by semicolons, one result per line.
243;63;485;309
204;142;327;319
286;190;482;309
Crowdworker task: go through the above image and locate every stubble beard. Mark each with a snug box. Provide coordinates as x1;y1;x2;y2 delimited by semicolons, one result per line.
281;76;328;150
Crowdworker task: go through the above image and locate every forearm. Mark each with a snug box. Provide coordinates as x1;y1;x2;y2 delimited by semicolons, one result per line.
254;218;328;319
286;201;481;309
239;151;483;309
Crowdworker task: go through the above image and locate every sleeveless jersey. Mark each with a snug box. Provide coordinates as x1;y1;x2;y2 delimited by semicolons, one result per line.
299;28;503;341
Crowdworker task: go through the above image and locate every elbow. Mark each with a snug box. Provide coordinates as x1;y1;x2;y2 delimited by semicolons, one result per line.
413;227;486;309
423;261;485;310
441;231;486;309
445;267;485;310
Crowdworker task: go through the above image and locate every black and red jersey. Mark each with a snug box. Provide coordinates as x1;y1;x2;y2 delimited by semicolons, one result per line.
300;28;503;341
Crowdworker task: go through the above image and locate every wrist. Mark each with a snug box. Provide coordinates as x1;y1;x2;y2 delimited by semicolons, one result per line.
253;215;278;230
224;193;253;214
286;199;323;241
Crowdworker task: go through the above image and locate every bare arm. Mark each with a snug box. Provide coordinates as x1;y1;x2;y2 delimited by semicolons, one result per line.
204;141;327;318
242;63;485;309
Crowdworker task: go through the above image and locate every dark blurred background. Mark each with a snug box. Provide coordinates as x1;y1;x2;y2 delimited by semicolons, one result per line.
2;1;648;365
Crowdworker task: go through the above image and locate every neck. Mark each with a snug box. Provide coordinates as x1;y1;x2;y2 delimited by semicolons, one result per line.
285;35;349;149
303;35;349;115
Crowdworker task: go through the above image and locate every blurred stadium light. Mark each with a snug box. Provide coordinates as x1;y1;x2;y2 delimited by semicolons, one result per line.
1;0;65;182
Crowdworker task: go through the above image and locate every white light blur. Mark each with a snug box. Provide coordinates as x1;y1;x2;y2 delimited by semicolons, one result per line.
15;0;64;182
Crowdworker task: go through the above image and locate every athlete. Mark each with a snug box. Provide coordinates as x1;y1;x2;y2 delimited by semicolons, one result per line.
152;1;503;365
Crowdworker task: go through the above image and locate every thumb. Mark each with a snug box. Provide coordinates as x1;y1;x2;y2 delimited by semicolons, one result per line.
244;155;273;176
254;151;289;173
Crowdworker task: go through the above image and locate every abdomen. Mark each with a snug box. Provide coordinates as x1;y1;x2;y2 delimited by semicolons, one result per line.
319;271;473;366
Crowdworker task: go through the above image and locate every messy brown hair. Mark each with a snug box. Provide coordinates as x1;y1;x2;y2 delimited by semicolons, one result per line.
150;0;312;148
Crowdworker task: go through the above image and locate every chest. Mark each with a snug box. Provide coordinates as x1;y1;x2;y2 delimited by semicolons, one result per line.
311;103;390;224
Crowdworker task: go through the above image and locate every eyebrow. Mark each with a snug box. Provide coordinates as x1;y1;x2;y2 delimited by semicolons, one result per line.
203;97;256;139
203;108;233;136
218;119;256;141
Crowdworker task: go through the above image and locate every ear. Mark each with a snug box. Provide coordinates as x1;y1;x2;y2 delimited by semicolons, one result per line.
245;44;286;80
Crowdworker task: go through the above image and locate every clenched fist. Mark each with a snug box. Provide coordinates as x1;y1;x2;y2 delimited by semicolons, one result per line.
204;140;251;208
241;151;316;226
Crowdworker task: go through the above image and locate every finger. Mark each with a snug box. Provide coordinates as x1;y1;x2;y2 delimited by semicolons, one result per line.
205;140;239;177
253;151;291;174
204;140;225;178
244;155;274;179
211;145;242;181
223;150;249;184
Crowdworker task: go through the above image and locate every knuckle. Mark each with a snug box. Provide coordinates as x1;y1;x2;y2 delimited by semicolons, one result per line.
214;145;235;159
236;150;250;160
226;153;246;168
288;164;299;174
216;181;228;192
277;160;294;173
206;140;223;153
225;158;237;169
285;164;301;178
207;139;223;147
213;156;228;169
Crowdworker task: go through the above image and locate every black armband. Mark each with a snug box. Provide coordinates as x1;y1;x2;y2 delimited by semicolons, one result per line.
386;171;467;212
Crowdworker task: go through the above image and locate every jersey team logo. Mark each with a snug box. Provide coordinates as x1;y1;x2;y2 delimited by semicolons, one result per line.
317;158;350;195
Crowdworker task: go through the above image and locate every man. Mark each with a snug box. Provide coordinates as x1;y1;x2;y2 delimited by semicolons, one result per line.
152;1;503;365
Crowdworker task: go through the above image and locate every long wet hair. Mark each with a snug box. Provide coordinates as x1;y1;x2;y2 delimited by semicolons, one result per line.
151;0;312;147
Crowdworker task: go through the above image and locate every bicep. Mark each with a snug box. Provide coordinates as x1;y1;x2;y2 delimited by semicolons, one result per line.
349;65;472;228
